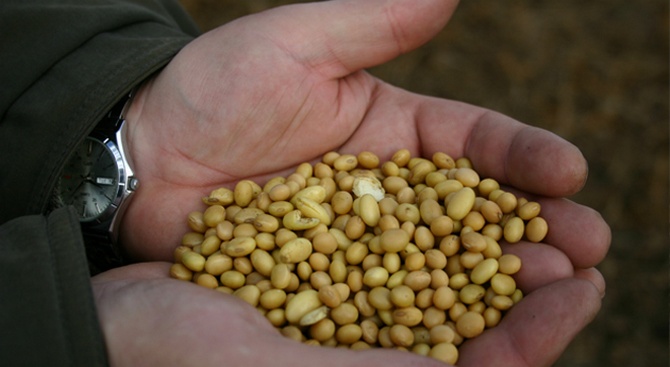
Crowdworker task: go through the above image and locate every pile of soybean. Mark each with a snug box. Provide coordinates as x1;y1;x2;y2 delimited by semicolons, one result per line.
169;149;548;364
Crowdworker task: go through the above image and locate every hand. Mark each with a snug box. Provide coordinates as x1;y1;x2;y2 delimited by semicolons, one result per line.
92;263;451;366
110;0;611;366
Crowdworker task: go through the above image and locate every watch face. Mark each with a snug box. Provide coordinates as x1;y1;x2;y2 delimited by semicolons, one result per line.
60;137;122;222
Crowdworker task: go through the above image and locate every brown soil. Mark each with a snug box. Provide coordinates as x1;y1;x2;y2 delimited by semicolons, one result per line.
179;1;669;366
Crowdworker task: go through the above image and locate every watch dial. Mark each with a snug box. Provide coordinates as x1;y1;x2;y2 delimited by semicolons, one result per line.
60;137;120;221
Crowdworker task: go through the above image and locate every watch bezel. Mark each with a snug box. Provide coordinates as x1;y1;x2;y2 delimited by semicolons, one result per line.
79;133;130;225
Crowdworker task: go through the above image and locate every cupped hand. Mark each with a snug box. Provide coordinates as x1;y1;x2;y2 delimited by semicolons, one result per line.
92;262;603;367
111;0;611;366
93;263;454;367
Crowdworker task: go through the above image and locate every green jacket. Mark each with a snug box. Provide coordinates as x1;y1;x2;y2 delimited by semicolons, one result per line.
0;0;199;364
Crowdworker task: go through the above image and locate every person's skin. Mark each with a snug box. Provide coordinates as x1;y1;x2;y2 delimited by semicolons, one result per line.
91;0;611;366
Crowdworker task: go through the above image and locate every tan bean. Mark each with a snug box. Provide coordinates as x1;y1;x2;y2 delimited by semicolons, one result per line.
391;149;411;167
285;289;322;324
470;258;499;285
328;259;348;284
318;284;342;308
379;228;410;253
270;263;292;289
394;202;421;224
483;306;502;328
449;273;470;290
417;249;445;271
295;197;331;225
233;285;261;307
459;251;484;269
322;151;340;166
446;187;476;221
259;289;287;310
253;213;280;233
361;253;382;271
181;251;206;272
331;302;359;325
498;254;522;274
344;216;366;240
358;194;381;227
169;263;193;281
495;192;518;214
459;284;486;304
404;270;432;291
456;311;485;339
200;235;221;257
308;252;330;272
462;211;485;231
363;266;389;288
389;324;414;347
482;235;503;259
312;232;339;255
220;270;245;289
310;271;332;289
392;306;423;327
336;324;363;345
203;187;235;206
223;237;256;258
432;152;456;170
310;318;336;342
233;208;264;225
380;160;399;177
187;211;207;233
460;231;487;253
491;295;514;310
477;178;500;198
490;273;517;296
279;238;313;264
360;319;379;344
430;269;450;289
202;253;231;276
526;216;548;242
429;342;459;365
202;205;226;228
433;285;456;310
333;154;358;171
330;191;353;215
267;201;294;218
181;232;204;247
408;160;436;186
233;180;255;207
503;216;525;243
299;305;330;326
427;214;452;236
233;257;253;275
386;269;408;289
454;167;480;188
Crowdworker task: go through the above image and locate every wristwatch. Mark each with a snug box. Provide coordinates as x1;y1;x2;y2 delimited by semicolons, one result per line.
57;91;139;273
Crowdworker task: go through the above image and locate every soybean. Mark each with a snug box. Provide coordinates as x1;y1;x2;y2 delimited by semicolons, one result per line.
170;148;550;365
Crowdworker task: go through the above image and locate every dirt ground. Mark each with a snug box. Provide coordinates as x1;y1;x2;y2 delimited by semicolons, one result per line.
179;1;669;366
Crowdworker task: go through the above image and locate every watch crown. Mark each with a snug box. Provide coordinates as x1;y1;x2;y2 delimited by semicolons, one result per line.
128;176;139;191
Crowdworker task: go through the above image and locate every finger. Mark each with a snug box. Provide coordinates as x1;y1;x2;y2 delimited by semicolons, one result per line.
574;267;607;298
259;0;459;76
414;98;589;197
91;262;172;282
457;277;602;367
538;197;611;268
501;242;574;293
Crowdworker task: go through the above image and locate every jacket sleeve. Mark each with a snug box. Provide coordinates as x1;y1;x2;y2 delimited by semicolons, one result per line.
0;0;202;365
0;207;109;365
0;0;200;223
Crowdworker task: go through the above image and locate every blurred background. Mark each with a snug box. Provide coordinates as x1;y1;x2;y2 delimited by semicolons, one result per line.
179;1;669;366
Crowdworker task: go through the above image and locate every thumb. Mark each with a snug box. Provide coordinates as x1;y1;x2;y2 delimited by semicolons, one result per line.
258;0;460;77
